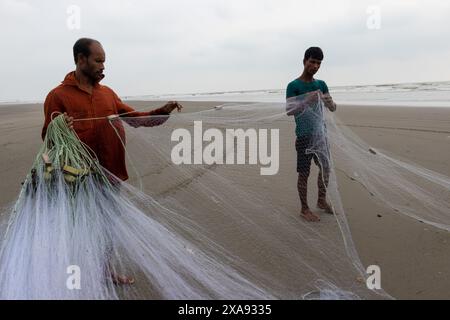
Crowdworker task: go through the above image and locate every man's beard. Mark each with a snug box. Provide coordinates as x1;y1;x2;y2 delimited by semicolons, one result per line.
82;68;103;83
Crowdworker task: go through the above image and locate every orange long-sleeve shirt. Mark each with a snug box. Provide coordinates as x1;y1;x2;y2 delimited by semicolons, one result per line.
42;71;169;181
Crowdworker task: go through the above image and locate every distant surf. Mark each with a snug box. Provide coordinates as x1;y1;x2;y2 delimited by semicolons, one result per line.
2;81;450;107
127;80;450;107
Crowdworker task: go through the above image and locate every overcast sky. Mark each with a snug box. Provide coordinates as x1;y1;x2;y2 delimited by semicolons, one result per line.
1;0;449;101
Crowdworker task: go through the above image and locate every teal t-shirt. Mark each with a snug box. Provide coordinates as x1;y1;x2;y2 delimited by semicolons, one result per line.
286;78;329;137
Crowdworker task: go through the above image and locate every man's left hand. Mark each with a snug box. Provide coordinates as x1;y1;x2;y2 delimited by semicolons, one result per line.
161;101;183;114
321;93;337;112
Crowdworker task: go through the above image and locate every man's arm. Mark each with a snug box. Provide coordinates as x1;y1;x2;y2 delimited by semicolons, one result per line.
322;93;337;112
320;81;337;112
113;92;181;128
286;91;320;116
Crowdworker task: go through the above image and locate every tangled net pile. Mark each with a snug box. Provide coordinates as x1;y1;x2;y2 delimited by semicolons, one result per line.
0;92;448;299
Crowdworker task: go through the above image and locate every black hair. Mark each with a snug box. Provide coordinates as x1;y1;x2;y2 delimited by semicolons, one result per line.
73;38;101;64
303;47;324;62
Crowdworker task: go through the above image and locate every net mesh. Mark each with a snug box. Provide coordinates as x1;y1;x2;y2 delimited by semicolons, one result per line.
1;92;448;299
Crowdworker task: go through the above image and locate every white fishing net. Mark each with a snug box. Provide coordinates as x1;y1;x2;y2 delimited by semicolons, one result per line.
0;92;448;299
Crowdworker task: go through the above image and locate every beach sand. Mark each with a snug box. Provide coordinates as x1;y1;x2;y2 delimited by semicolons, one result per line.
0;101;449;299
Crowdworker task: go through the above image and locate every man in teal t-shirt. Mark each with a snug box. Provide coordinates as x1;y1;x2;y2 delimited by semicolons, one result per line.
286;47;337;222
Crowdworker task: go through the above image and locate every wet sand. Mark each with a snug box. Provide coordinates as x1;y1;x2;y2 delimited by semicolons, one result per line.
0;101;449;299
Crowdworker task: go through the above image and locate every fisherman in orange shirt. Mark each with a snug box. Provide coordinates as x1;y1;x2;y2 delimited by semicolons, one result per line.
42;37;182;181
42;38;182;285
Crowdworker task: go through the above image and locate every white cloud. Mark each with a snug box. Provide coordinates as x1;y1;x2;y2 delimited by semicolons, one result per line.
0;0;449;100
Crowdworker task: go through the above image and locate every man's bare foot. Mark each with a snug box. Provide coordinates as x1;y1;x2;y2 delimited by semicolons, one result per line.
317;199;334;214
301;208;321;222
110;272;135;285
